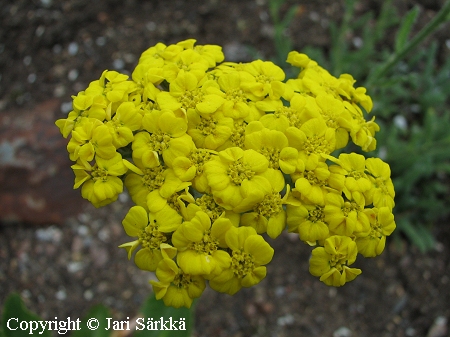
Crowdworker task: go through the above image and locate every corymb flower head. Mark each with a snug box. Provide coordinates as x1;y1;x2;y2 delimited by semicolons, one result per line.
56;39;396;307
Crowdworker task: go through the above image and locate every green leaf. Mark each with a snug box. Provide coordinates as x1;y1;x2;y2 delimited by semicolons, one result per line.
280;5;300;29
397;218;435;252
134;294;194;337
72;305;112;337
395;6;420;53
2;293;51;337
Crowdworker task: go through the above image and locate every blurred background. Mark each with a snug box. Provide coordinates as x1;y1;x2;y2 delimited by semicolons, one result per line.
1;0;450;336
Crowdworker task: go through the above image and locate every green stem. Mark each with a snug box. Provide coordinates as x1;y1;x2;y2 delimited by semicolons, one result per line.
367;0;450;87
332;0;357;75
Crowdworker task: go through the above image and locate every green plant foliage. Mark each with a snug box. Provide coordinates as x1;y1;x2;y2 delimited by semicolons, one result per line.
134;294;194;337
268;0;300;75
1;293;51;337
72;305;112;337
378;108;450;251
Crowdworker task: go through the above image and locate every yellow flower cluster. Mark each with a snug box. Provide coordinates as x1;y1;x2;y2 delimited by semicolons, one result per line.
56;39;395;307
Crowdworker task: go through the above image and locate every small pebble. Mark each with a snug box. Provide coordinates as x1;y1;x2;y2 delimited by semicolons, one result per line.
77;225;89;236
27;73;36;84
67;261;85;273
55;289;67;301
53;84;66;98
68;69;79;81
68;42;79;56
35;226;62;244
35;25;45;37
40;0;52;7
84;289;94;301
96;36;106;46
113;59;125;70
333;326;352;337
146;21;157;31
60;101;73;114
277;314;294;326
23;56;32;66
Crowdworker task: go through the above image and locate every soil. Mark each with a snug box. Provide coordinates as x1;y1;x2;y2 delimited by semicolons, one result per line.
1;0;450;336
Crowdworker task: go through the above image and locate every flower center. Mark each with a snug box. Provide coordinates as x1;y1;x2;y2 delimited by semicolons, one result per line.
197;116;218;136
142;166;165;191
304;135;330;156
138;223;167;250
179;89;203;110
348;170;365;180
195;194;225;221
260;146;280;169
374;177;389;195
229;121;246;148
253;191;282;218
275;106;302;128
190;149;213;175
148;132;172;154
329;252;348;271
231;249;255;278
189;229;219;254
227;158;255;185
308;205;325;222
173;271;194;289
255;74;273;84
225;88;246;103
91;165;109;181
304;170;325;187
342;201;360;217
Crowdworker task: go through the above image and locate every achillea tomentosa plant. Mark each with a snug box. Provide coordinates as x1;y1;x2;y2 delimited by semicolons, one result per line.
56;39;396;308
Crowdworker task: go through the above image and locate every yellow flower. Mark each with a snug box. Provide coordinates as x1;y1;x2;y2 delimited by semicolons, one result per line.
244;121;298;175
85;70;137;103
150;258;206;308
364;158;395;209
180;193;241;227
323;193;370;237
157;70;225;116
214;71;253;119
240;60;286;100
67;119;115;164
172;211;232;276
315;93;353;149
286;51;311;68
344;101;379;152
105;102;143;148
309;235;361;286
257;93;320;132
356;207;396;257
204;147;272;212
240;185;291;239
118;206;178;271
72;153;127;207
135;109;194;167
187;110;234;150
55;92;107;137
172;147;217;193
292;155;344;205
327;153;372;201
163;48;209;83
209;226;274;295
146;182;192;215
287;200;330;244
193;43;225;68
123;157;187;211
286;117;336;168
